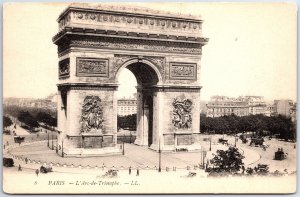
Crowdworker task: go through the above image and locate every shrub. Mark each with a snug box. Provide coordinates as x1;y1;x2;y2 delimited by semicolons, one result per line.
208;147;245;175
3;158;14;167
3;116;13;128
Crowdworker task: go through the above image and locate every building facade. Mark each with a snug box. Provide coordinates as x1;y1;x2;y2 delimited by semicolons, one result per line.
264;104;275;117
206;95;271;117
240;96;267;115
206;96;249;117
117;98;137;116
274;100;296;118
3;94;57;111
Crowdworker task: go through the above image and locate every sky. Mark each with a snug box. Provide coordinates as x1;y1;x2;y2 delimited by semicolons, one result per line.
3;2;297;101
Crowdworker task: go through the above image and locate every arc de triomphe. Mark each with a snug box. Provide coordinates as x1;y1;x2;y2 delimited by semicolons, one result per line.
53;4;208;156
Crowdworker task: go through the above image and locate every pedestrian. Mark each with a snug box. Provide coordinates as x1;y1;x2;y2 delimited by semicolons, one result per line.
136;168;139;176
241;166;245;174
25;157;28;164
18;164;22;171
35;169;39;176
129;166;131;175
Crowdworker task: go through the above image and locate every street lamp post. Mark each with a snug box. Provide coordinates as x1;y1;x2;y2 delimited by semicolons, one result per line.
234;130;237;147
51;133;54;150
62;139;64;157
122;134;125;155
47;133;49;148
209;136;212;151
158;136;162;172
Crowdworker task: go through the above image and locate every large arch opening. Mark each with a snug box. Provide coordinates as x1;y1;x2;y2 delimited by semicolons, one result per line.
116;60;161;147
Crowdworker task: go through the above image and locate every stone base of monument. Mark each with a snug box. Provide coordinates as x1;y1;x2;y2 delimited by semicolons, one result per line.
62;147;121;157
133;139;144;146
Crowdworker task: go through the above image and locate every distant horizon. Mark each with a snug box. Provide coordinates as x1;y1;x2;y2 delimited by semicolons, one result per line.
3;94;296;103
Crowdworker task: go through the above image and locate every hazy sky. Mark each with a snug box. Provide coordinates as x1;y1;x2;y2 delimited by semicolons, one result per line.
3;2;297;101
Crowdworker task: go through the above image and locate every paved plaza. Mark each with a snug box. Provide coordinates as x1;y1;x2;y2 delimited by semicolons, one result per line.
3;133;297;194
4;133;296;173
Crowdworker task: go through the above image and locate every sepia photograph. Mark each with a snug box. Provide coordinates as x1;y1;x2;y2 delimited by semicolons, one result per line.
2;1;297;194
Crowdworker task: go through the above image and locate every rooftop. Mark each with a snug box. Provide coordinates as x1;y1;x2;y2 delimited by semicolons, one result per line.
58;3;202;22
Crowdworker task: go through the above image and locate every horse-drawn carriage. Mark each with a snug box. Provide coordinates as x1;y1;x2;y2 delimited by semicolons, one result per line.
40;165;53;173
102;169;119;178
239;134;248;144
14;136;25;143
249;137;264;146
218;138;228;145
3;129;10;135
274;148;287;160
254;164;269;174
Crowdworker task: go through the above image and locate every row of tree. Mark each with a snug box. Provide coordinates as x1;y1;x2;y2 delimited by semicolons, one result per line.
3;116;13;128
117;114;136;131
18;111;57;129
3;105;56;119
200;114;296;140
4;105;295;140
3;106;57;130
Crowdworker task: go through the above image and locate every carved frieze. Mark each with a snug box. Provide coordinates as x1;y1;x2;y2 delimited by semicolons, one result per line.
113;54;165;80
80;96;104;133
170;63;197;80
172;98;193;129
76;58;109;77
146;56;165;70
59;58;70;79
70;38;201;55
64;10;201;34
113;54;165;70
113;54;137;68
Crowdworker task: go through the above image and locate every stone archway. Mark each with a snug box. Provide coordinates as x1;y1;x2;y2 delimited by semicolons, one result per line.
53;3;208;156
116;59;161;148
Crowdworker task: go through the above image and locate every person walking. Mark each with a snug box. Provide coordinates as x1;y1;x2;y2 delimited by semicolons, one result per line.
18;164;22;171
35;169;39;176
129;166;131;175
136;168;139;176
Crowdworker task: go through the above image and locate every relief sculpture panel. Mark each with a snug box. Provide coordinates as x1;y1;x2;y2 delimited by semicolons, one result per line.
170;63;197;80
172;98;193;129
76;58;109;77
59;58;70;79
80;96;104;133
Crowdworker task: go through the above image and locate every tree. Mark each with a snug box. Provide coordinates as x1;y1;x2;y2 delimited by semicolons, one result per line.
200;114;295;141
3;116;13;128
36;112;57;127
208;147;245;175
17;111;39;128
117;114;137;130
